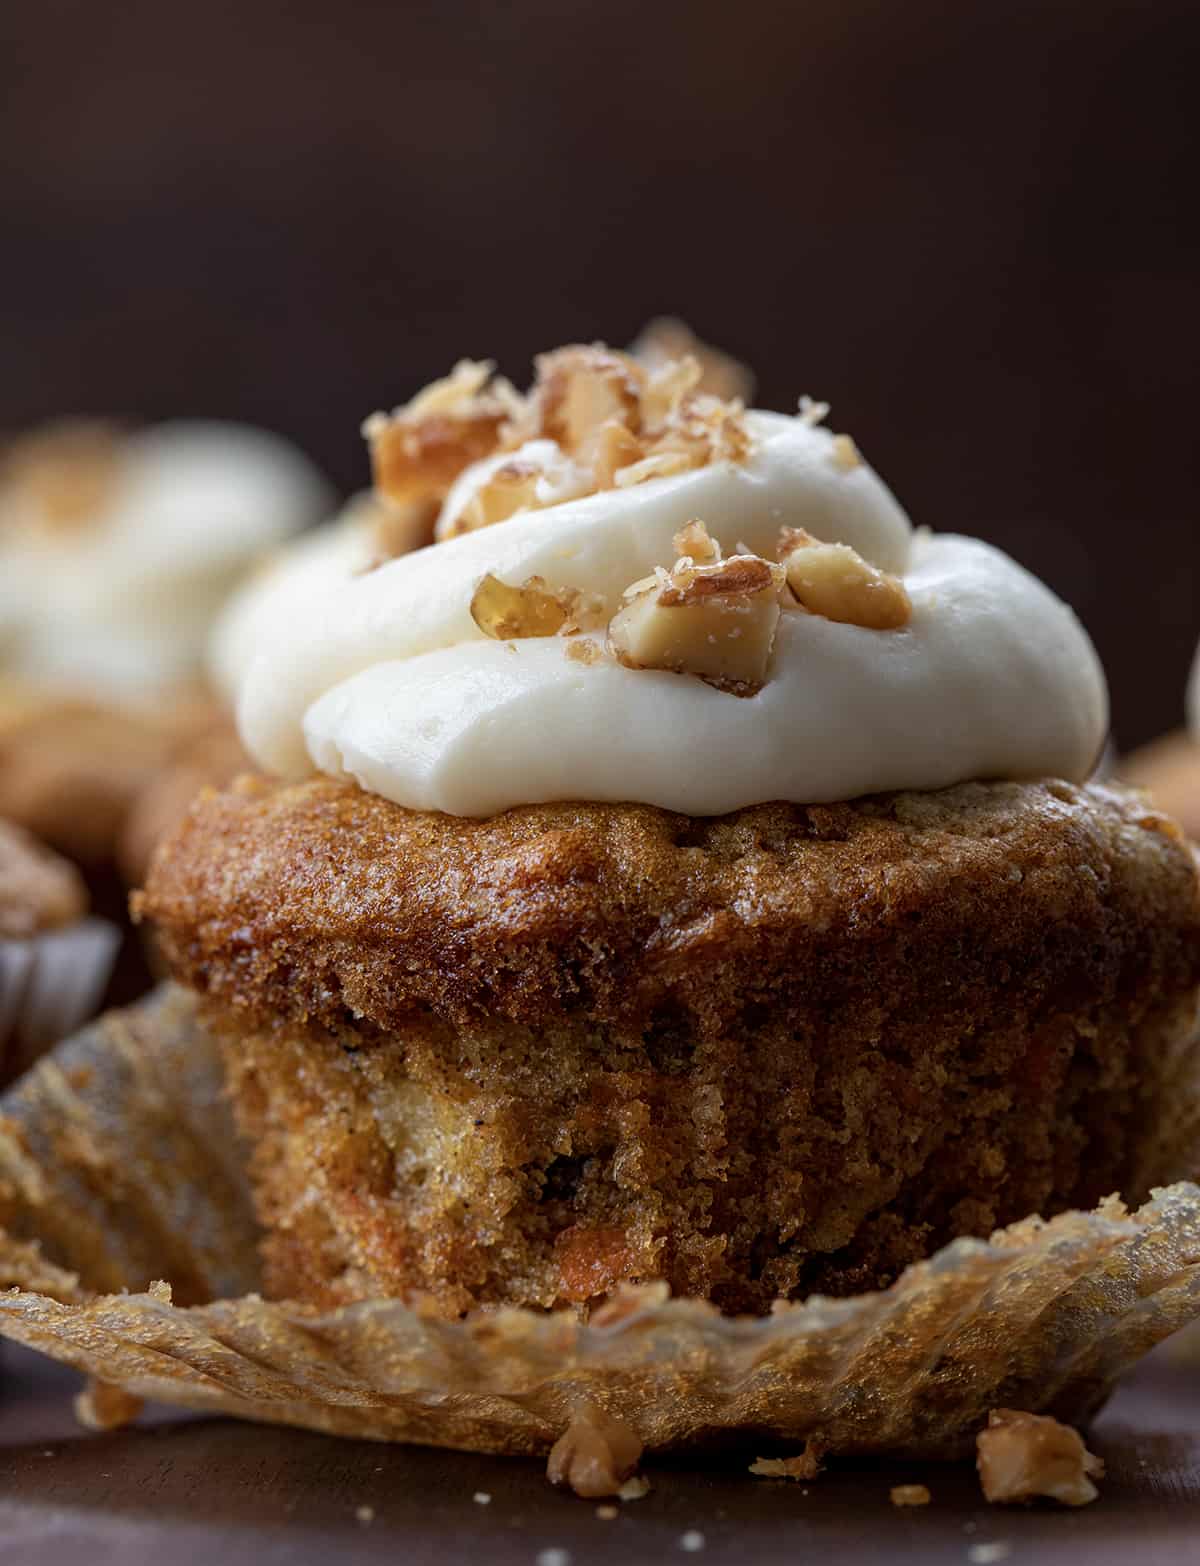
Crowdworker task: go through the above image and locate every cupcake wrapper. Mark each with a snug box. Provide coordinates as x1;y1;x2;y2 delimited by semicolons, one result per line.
0;918;120;1084
0;987;1198;1460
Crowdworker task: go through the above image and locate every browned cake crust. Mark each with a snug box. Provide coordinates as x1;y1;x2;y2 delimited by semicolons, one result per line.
139;778;1200;1316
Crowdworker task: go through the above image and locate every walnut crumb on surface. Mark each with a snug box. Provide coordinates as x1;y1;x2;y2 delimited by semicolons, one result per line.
354;1505;375;1525
608;548;783;693
546;1401;644;1499
778;526;912;630
595;1505;618;1521
617;1476;651;1502
830;432;862;471
749;1444;824;1481
976;1409;1103;1507
890;1483;932;1507
74;1379;143;1433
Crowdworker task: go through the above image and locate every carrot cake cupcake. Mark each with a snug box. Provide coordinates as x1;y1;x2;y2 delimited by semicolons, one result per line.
0;419;333;867
138;344;1200;1318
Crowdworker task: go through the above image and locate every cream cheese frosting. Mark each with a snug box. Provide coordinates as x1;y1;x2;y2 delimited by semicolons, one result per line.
0;421;334;703
237;406;1108;816
209;493;382;704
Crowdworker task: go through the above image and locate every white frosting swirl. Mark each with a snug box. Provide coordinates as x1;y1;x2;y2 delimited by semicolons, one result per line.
0;421;334;703
238;410;1108;815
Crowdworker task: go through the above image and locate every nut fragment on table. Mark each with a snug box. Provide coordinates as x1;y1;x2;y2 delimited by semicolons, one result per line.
546;1400;644;1498
976;1408;1104;1506
778;526;911;630
748;1443;824;1481
609;551;783;692
890;1483;931;1507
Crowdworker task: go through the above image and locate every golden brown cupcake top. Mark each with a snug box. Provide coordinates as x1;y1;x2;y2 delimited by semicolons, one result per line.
0;819;88;938
137;776;1200;1037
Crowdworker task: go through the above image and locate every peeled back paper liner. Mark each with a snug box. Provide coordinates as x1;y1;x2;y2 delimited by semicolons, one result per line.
0;985;1198;1460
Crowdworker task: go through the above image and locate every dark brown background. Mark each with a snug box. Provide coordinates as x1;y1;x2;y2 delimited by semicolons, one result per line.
2;0;1196;749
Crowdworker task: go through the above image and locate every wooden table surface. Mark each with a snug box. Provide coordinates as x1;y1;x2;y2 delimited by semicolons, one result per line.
2;1343;1198;1565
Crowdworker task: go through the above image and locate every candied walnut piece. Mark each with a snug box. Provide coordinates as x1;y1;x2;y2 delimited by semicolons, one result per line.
470;573;578;639
2;420;122;531
608;552;783;693
547;1400;644;1499
778;526;912;630
976;1409;1104;1507
364;360;518;508
631;316;756;404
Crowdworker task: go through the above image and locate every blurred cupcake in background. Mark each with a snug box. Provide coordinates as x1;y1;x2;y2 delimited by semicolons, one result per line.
121;489;433;881
0;418;334;873
1120;646;1200;839
0;819;118;1083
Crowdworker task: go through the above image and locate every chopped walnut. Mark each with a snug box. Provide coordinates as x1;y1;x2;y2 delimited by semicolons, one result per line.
976;1409;1104;1507
546;1401;644;1499
470;573;579;639
673;518;720;565
2;421;122;531
364;359;521;509
458;459;545;532
536;345;642;458
367;340;755;534
564;637;607;666
830;433;861;471
608;552;783;694
630;316;756;404
778;526;911;630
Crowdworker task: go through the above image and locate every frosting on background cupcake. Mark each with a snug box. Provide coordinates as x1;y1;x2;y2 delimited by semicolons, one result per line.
0;419;334;704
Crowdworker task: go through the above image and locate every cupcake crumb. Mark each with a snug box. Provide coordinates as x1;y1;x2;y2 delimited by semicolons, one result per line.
595;1504;618;1520
749;1442;823;1481
473;1491;491;1505
679;1529;706;1551
967;1544;1012;1564
890;1484;931;1507
355;1505;375;1525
